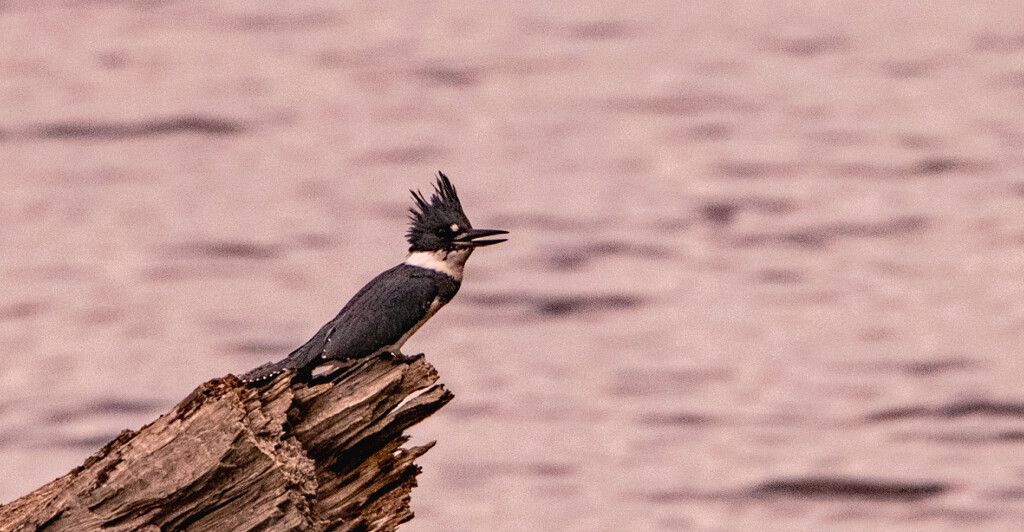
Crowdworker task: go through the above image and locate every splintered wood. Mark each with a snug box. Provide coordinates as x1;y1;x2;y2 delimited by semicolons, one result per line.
0;357;453;532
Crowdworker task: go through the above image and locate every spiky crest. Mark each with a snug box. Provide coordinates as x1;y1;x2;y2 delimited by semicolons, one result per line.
406;171;473;251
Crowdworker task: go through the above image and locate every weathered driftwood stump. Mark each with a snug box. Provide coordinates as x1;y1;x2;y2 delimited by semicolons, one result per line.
0;356;453;532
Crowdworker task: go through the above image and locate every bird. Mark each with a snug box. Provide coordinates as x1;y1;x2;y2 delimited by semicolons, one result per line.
240;172;507;386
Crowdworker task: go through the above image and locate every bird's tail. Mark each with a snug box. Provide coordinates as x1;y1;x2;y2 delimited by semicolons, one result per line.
239;357;296;387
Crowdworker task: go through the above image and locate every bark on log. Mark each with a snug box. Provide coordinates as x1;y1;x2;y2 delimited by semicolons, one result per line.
0;356;453;532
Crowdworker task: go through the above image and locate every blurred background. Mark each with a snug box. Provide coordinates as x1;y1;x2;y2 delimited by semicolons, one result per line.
3;1;1024;530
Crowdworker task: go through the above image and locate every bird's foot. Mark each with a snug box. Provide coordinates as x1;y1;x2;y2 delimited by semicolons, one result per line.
385;351;424;363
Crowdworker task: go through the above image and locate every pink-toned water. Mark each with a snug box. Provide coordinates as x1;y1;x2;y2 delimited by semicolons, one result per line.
3;2;1024;530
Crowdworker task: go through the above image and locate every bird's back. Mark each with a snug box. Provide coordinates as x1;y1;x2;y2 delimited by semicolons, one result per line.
242;264;459;384
316;263;460;360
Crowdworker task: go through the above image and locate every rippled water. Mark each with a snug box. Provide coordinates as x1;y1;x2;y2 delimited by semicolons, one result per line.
3;2;1024;530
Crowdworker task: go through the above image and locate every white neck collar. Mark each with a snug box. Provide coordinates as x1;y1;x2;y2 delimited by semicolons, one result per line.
404;248;472;280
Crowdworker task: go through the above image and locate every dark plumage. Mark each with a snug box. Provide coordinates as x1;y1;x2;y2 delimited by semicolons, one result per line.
242;265;459;383
241;172;507;386
407;172;473;252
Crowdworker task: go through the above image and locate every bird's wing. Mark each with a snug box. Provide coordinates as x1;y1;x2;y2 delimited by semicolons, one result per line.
313;264;444;363
242;264;458;384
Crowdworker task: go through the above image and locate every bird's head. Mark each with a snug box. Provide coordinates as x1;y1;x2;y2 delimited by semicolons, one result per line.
407;172;508;253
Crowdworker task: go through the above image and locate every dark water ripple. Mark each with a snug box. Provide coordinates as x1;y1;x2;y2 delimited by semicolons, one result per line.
754;268;805;284
487;213;611;232
225;11;343;32
867;399;1024;422
165;241;281;260
912;430;1024;444
835;157;989;179
716;160;801;179
606;93;761;116
750;477;949;501
566;21;634;41
46;398;163;424
414;66;482;88
464;292;644;318
637;412;714;427
355;145;448;166
733;215;930;249
898;357;979;376
760;35;849;57
442;461;575;481
611;368;731;398
545;241;673;270
973;32;1024;52
700;197;795;226
19;116;247;141
0;302;47;321
641;477;949;504
231;341;297;357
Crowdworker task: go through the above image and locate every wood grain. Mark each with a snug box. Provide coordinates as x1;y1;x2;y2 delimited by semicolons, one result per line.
0;357;453;532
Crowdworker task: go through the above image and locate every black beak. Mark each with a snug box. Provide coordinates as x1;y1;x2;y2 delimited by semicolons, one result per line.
457;228;509;247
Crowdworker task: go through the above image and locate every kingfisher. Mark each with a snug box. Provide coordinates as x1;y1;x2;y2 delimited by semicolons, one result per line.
241;172;507;386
